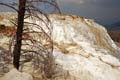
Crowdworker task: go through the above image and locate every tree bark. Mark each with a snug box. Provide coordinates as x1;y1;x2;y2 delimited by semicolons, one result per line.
13;0;26;69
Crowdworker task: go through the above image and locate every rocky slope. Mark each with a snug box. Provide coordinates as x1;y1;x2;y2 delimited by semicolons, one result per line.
0;13;120;80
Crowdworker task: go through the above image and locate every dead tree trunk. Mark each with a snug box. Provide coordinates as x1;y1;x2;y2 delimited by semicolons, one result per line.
13;0;26;69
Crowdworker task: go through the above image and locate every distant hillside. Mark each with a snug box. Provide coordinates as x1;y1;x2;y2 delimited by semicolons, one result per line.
108;31;120;47
111;21;120;27
107;21;120;31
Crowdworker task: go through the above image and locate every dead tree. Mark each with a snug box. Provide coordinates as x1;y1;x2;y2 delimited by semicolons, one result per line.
0;0;60;78
13;0;27;69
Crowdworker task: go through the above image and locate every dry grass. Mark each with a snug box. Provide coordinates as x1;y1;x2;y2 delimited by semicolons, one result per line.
0;25;16;37
0;15;3;21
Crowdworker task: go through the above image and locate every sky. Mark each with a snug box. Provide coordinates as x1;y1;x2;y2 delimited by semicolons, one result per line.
0;0;120;26
57;0;120;26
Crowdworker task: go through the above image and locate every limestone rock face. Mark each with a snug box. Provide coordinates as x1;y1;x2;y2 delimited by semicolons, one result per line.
49;14;120;80
49;14;120;54
0;13;120;80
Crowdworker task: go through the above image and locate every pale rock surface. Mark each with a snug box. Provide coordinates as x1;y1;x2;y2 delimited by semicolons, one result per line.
0;13;120;80
49;14;120;80
0;68;33;80
100;54;120;67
